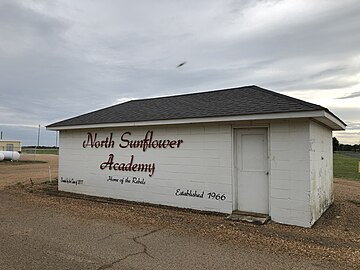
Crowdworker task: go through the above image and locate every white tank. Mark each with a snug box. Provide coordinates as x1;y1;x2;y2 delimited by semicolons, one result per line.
0;152;4;161
0;151;20;161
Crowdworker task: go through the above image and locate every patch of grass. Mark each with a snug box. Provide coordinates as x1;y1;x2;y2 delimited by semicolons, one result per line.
22;148;59;155
44;178;58;185
333;153;360;180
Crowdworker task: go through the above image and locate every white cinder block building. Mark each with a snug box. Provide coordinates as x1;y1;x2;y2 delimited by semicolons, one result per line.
47;86;345;227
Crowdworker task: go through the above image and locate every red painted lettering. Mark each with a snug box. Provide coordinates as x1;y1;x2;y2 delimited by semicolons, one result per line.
100;154;155;177
169;140;177;148
83;132;97;148
119;132;131;148
100;154;114;169
177;139;183;148
83;132;114;148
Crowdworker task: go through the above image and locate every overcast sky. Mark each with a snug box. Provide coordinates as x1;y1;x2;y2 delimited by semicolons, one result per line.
1;0;359;146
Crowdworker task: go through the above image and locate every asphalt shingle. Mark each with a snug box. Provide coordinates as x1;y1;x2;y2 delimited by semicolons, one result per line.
47;85;335;128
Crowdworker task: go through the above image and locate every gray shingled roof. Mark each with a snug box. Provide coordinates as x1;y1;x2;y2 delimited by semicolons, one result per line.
47;85;340;128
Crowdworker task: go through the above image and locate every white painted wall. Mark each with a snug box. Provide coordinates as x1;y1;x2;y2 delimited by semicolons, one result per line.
268;119;334;227
58;119;334;228
269;119;312;227
309;120;333;224
59;124;233;213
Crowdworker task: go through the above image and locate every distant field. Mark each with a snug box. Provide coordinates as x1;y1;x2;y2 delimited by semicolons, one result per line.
334;152;360;180
22;148;59;155
336;151;360;158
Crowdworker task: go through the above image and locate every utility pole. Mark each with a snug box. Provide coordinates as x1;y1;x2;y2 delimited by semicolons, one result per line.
0;131;2;139
34;125;41;157
37;124;41;147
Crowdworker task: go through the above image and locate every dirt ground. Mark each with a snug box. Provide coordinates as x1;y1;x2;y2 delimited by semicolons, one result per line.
1;154;359;269
0;154;58;188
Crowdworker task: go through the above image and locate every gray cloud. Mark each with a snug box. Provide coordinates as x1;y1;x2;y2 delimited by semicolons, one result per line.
0;1;67;54
329;105;360;118
1;0;360;144
344;122;360;131
337;91;360;99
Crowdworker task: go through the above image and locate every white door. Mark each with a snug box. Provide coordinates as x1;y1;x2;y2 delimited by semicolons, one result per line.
236;129;269;214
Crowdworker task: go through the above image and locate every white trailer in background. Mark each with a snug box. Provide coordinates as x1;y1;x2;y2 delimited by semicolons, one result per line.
0;151;20;161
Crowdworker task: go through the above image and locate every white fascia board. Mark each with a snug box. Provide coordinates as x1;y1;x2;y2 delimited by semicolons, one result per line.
47;110;331;131
323;111;346;130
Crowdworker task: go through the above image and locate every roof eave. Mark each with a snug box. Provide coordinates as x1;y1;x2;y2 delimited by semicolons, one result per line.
313;111;346;130
46;110;345;131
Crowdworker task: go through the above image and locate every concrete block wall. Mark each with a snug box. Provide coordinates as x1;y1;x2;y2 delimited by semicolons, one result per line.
59;124;233;213
309;120;333;224
58;118;334;228
269;119;312;227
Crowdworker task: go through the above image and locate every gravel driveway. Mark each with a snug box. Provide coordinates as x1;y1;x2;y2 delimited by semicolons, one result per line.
0;154;359;269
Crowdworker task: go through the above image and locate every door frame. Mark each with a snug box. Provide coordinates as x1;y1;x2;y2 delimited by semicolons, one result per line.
232;126;271;213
